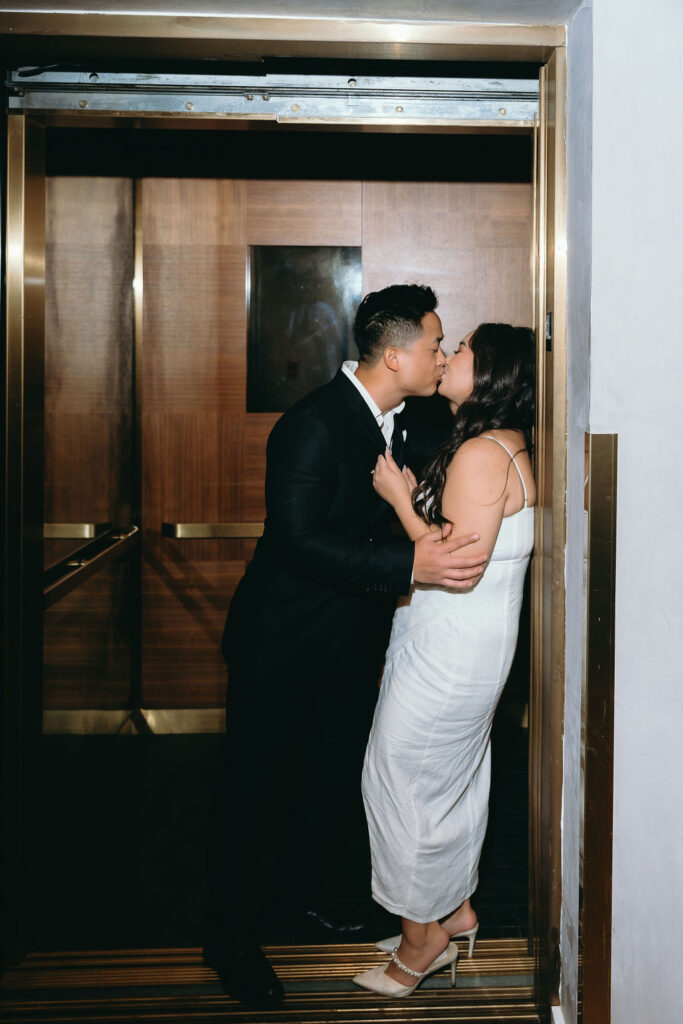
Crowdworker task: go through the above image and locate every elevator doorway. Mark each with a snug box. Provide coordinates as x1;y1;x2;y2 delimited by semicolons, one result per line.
3;51;568;1022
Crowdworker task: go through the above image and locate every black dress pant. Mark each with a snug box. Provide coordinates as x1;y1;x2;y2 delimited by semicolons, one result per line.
206;642;384;940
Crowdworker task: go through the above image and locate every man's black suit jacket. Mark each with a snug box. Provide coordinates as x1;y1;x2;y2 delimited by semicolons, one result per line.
222;369;416;687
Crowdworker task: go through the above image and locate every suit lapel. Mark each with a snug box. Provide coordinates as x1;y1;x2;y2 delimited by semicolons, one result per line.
333;369;388;460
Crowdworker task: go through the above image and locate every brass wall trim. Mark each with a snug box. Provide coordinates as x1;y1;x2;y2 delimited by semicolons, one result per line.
582;433;617;1024
140;709;225;734
42;709;132;735
161;522;264;539
43;523;110;540
0;15;564;65
131;178;144;715
43;526;140;609
3;114;46;966
42;708;225;735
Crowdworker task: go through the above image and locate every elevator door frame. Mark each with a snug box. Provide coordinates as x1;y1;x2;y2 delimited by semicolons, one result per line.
2;30;569;1020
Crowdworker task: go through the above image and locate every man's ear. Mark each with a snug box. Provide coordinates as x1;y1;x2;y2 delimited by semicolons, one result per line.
383;347;400;373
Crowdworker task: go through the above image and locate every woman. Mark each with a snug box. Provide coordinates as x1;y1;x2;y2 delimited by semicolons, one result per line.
353;322;536;998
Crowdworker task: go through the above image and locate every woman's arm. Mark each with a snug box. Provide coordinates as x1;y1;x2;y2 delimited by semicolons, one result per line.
440;437;512;585
372;450;440;542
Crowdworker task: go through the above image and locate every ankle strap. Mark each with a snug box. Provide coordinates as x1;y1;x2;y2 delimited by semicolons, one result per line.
390;949;426;979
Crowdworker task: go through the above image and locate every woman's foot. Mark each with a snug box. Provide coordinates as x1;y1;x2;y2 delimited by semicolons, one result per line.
440;900;478;939
384;923;450;985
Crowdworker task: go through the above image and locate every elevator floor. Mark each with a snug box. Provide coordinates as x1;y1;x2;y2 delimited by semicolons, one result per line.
30;714;528;952
1;942;540;1023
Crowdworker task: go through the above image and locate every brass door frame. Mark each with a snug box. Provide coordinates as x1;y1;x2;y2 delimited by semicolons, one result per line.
3;114;45;964
2;23;570;1016
0;14;562;64
531;50;569;1013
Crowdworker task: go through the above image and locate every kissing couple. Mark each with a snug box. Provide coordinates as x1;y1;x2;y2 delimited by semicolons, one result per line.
204;283;535;1006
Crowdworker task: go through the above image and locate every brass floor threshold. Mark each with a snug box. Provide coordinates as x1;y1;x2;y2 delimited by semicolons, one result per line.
1;941;540;1023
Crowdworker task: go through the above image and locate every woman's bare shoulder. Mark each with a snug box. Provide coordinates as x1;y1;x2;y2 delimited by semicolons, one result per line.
443;436;510;506
448;433;515;468
444;431;532;503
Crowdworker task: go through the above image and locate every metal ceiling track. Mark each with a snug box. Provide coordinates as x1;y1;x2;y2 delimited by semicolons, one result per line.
7;70;539;124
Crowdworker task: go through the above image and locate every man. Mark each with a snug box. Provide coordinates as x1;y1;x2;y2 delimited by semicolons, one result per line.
205;284;486;1005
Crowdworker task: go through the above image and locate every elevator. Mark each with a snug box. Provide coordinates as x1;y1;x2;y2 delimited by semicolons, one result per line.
2;41;569;1024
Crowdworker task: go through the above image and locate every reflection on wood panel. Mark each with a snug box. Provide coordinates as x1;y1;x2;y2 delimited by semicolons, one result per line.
43;559;134;709
141;179;365;707
143;246;246;409
142;556;244;707
44;177;135;710
45;177;134;530
142;178;531;708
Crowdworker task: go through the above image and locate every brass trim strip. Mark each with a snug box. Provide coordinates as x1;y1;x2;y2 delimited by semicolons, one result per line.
528;46;569;1008
41;708;225;735
131;178;144;714
42;709;132;736
529;64;547;976
140;708;225;734
0;15;563;70
582;433;617;1024
0;14;565;47
43;526;140;609
43;522;110;539
3;113;46;966
548;48;569;996
133;180;143;528
161;522;264;539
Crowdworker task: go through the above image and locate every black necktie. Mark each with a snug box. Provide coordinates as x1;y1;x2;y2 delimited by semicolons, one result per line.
390;415;405;469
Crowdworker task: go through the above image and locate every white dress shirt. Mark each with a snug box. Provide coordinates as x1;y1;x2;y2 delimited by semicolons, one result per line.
342;361;414;583
341;361;405;448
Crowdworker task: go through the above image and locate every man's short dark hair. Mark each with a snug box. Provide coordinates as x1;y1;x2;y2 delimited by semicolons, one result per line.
353;284;439;364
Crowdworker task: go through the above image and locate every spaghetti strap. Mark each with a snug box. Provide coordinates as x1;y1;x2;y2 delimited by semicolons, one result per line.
481;434;528;508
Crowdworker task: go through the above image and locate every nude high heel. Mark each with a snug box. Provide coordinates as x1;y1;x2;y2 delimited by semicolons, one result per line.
352;944;458;998
376;922;479;959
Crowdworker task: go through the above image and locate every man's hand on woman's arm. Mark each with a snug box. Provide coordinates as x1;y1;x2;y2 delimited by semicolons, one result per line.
413;526;487;589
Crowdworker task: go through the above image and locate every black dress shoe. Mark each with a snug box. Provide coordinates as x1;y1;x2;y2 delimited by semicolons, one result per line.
204;939;284;1007
303;907;371;937
263;906;374;944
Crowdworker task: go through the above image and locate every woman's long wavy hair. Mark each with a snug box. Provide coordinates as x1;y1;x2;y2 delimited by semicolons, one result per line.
414;323;536;527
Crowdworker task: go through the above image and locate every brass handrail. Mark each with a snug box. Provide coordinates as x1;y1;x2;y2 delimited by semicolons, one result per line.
43;526;140;608
44;522;111;539
161;522;264;539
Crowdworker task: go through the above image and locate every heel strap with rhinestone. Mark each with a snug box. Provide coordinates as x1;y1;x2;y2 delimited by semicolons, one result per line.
390;949;427;979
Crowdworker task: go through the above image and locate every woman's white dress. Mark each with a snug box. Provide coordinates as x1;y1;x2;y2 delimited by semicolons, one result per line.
362;437;534;923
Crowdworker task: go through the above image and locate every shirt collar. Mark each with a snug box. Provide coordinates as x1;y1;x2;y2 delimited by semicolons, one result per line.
341;360;405;427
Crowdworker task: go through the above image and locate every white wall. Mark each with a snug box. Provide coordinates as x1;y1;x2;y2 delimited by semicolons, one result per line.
589;0;683;1019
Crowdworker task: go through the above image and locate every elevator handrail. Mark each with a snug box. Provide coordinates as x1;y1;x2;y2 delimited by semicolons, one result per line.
161;522;264;539
43;526;139;609
44;522;111;540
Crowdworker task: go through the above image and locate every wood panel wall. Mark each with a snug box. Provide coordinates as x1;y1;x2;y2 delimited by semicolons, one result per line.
141;178;532;708
43;177;135;709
